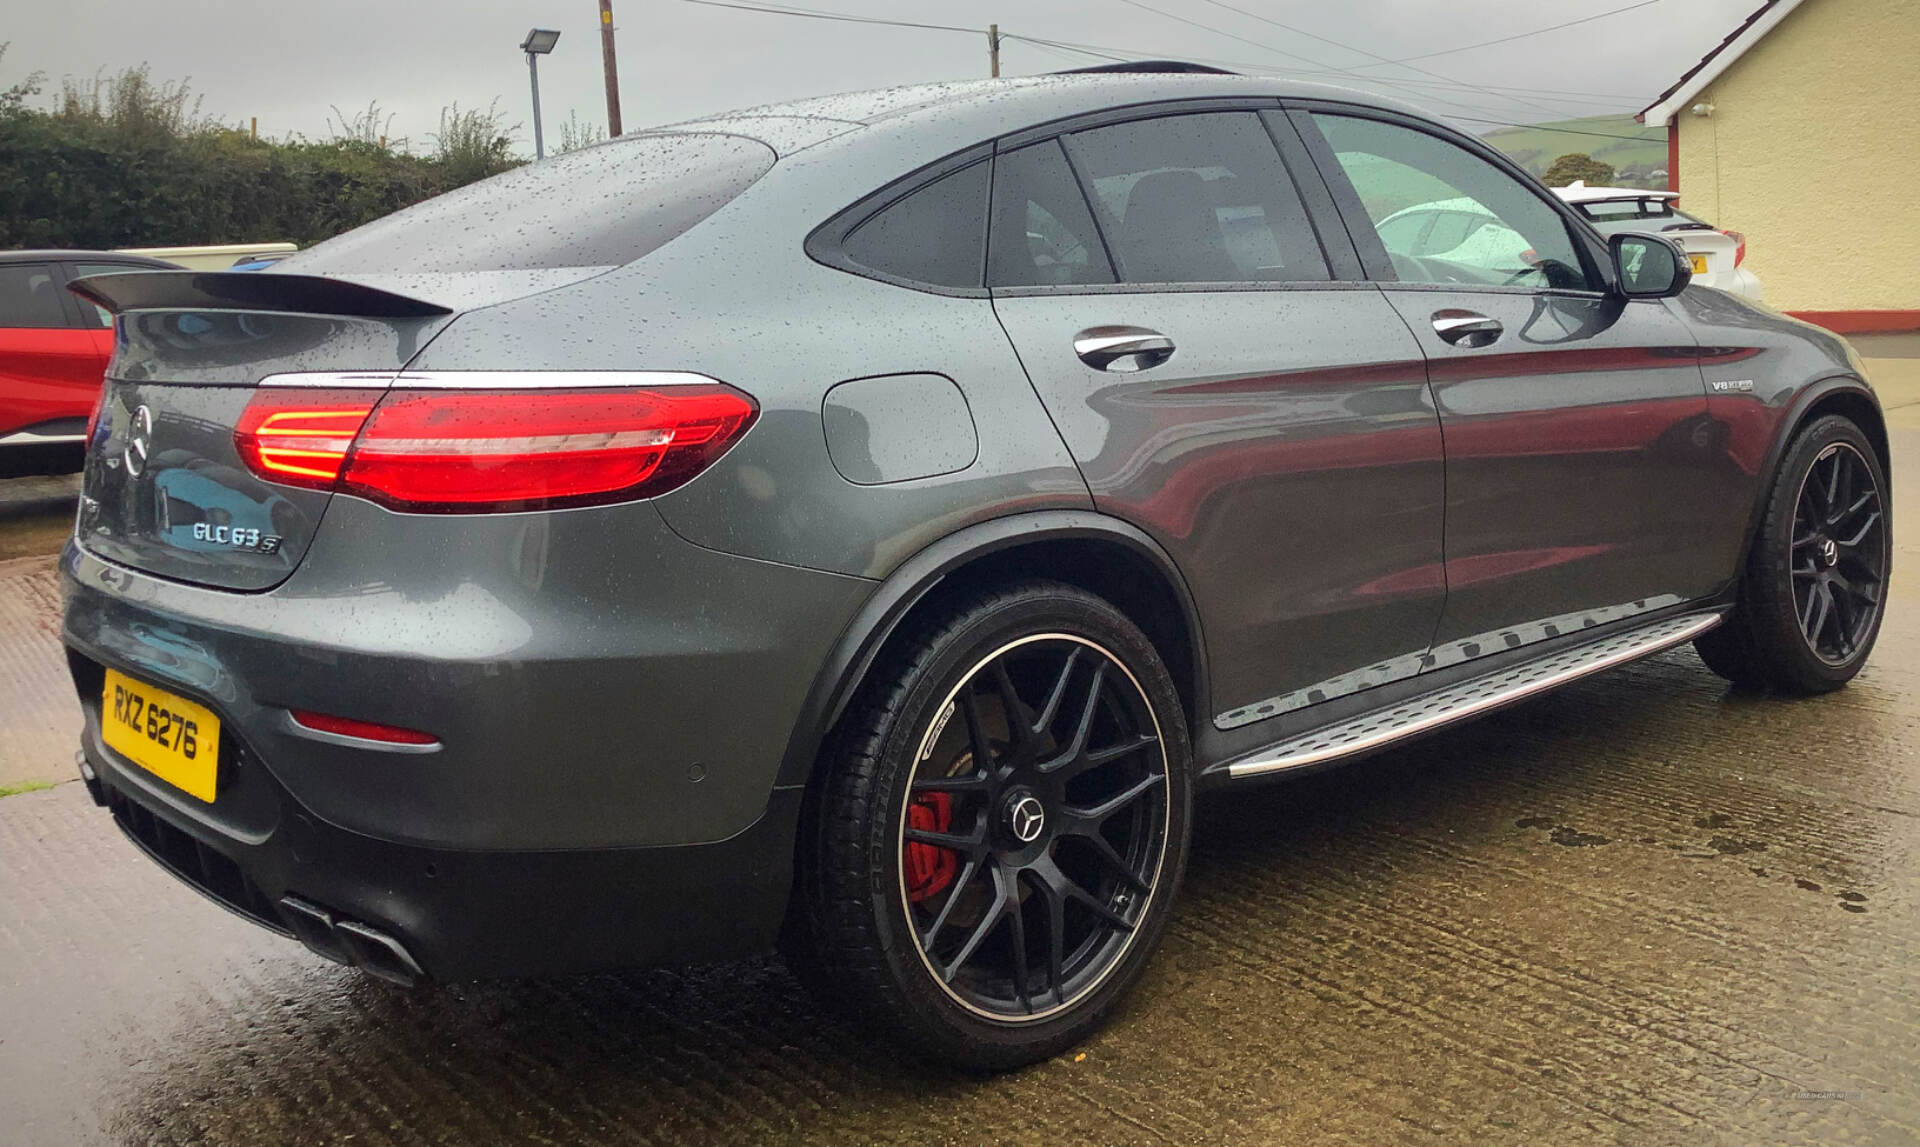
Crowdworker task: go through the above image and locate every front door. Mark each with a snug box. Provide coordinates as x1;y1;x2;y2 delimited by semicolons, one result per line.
1300;109;1724;661
987;109;1447;730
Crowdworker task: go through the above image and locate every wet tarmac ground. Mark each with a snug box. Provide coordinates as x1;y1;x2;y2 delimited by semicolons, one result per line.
4;341;1919;1145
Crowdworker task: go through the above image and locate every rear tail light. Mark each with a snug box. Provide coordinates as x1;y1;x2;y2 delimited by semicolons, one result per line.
290;709;438;745
235;382;757;512
1721;229;1747;267
234;390;380;490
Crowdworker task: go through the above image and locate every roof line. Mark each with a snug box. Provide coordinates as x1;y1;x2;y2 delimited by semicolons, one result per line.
1638;0;1806;124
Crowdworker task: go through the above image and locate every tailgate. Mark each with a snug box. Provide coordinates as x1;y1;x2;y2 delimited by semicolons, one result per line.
69;272;452;591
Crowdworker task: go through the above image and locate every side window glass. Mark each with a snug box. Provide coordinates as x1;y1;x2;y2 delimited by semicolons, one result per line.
1375;210;1432;255
1065;112;1329;285
987;140;1114;288
841;160;989;289
1311;113;1592;291
0;263;72;329
69;263;142;327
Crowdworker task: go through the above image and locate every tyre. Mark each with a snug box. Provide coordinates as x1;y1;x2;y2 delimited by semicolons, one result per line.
1695;413;1890;693
793;580;1192;1070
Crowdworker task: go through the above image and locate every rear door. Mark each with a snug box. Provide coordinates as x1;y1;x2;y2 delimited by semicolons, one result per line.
989;107;1448;730
0;260;99;443
1296;107;1723;659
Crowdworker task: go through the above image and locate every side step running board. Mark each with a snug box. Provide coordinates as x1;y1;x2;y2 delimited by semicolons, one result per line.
1226;611;1722;780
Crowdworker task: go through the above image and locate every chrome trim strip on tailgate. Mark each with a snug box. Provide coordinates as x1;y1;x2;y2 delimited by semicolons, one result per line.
259;370;721;389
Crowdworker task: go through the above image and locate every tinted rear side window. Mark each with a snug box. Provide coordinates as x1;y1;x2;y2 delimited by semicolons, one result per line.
287;133;775;274
988;140;1116;288
0;263;69;328
1065;113;1330;284
841;161;989;289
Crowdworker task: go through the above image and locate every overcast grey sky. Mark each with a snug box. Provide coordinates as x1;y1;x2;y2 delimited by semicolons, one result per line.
5;0;1759;153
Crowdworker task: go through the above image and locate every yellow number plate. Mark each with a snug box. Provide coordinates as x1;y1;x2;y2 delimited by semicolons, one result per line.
1689;254;1709;275
101;669;221;802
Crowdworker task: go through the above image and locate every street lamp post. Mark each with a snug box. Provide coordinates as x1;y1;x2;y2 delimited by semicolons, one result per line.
521;28;561;160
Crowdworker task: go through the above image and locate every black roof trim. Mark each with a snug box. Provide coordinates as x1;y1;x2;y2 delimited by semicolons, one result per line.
67;271;453;318
1054;60;1238;76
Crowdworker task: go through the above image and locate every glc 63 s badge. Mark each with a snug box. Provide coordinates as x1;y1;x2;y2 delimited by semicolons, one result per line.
190;523;283;553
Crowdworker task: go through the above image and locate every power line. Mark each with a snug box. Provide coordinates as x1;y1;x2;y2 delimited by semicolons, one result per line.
1102;0;1588;124
673;0;1653;120
1006;31;1644;105
1449;116;1663;142
1368;0;1669;65
1001;34;1133;65
1105;0;1329;70
673;0;979;37
1178;0;1607;122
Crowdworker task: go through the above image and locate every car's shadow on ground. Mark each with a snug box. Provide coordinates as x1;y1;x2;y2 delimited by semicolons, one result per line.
106;649;1876;1146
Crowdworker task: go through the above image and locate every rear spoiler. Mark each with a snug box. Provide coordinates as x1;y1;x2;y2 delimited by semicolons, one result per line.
68;271;452;319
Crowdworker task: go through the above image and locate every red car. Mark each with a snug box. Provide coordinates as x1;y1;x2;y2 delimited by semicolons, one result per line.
0;251;177;462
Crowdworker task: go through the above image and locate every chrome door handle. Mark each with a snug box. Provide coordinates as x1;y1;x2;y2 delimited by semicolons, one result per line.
1073;326;1176;372
1431;309;1503;348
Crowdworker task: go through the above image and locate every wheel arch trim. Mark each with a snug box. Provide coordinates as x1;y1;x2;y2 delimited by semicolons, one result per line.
773;510;1210;788
1735;373;1889;572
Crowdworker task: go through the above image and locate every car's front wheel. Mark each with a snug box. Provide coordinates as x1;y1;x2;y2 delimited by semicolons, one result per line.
793;581;1191;1070
1695;413;1890;692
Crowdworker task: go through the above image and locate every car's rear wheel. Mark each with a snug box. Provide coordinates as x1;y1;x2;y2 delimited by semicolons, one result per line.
793;581;1191;1070
1695;413;1889;693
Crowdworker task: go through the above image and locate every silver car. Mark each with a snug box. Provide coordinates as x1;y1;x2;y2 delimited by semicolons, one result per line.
65;69;1888;1069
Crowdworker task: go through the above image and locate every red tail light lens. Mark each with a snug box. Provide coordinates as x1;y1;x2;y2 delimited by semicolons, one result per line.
290;709;438;745
1722;229;1747;268
234;389;379;490
234;383;757;512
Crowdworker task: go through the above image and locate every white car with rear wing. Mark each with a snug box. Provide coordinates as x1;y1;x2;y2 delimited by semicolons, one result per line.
1554;182;1762;302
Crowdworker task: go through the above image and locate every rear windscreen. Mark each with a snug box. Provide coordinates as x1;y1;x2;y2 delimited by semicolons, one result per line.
282;133;775;274
1576;199;1705;225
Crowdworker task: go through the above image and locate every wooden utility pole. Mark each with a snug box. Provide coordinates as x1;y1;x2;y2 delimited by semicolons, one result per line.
600;0;624;137
987;23;1001;78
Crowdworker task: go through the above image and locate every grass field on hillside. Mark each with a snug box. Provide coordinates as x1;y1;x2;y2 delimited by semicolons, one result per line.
1481;114;1668;185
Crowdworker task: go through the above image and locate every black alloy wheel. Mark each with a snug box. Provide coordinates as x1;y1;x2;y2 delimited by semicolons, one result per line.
793;581;1191;1070
1695;413;1890;693
900;633;1170;1021
1790;441;1887;664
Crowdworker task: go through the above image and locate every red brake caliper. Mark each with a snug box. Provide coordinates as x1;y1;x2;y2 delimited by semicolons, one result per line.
904;792;958;903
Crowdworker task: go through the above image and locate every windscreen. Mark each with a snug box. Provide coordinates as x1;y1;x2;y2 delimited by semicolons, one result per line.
282;133;775;275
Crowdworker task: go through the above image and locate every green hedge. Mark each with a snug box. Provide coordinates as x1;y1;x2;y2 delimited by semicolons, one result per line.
0;61;518;249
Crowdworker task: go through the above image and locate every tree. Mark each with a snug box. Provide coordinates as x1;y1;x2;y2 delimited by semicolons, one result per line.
1542;152;1615;187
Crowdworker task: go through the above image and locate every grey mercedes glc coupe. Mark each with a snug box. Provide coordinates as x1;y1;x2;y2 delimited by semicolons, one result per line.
65;68;1889;1069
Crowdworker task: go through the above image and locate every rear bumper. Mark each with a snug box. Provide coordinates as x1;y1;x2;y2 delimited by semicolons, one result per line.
59;495;874;977
60;498;871;852
76;721;805;980
1707;266;1763;302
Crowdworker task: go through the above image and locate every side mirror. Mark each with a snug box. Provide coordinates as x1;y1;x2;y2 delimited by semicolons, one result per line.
1610;232;1692;298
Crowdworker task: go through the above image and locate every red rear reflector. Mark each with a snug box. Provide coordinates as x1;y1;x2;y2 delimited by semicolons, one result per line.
233;382;757;512
290;709;438;745
234;390;379;490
